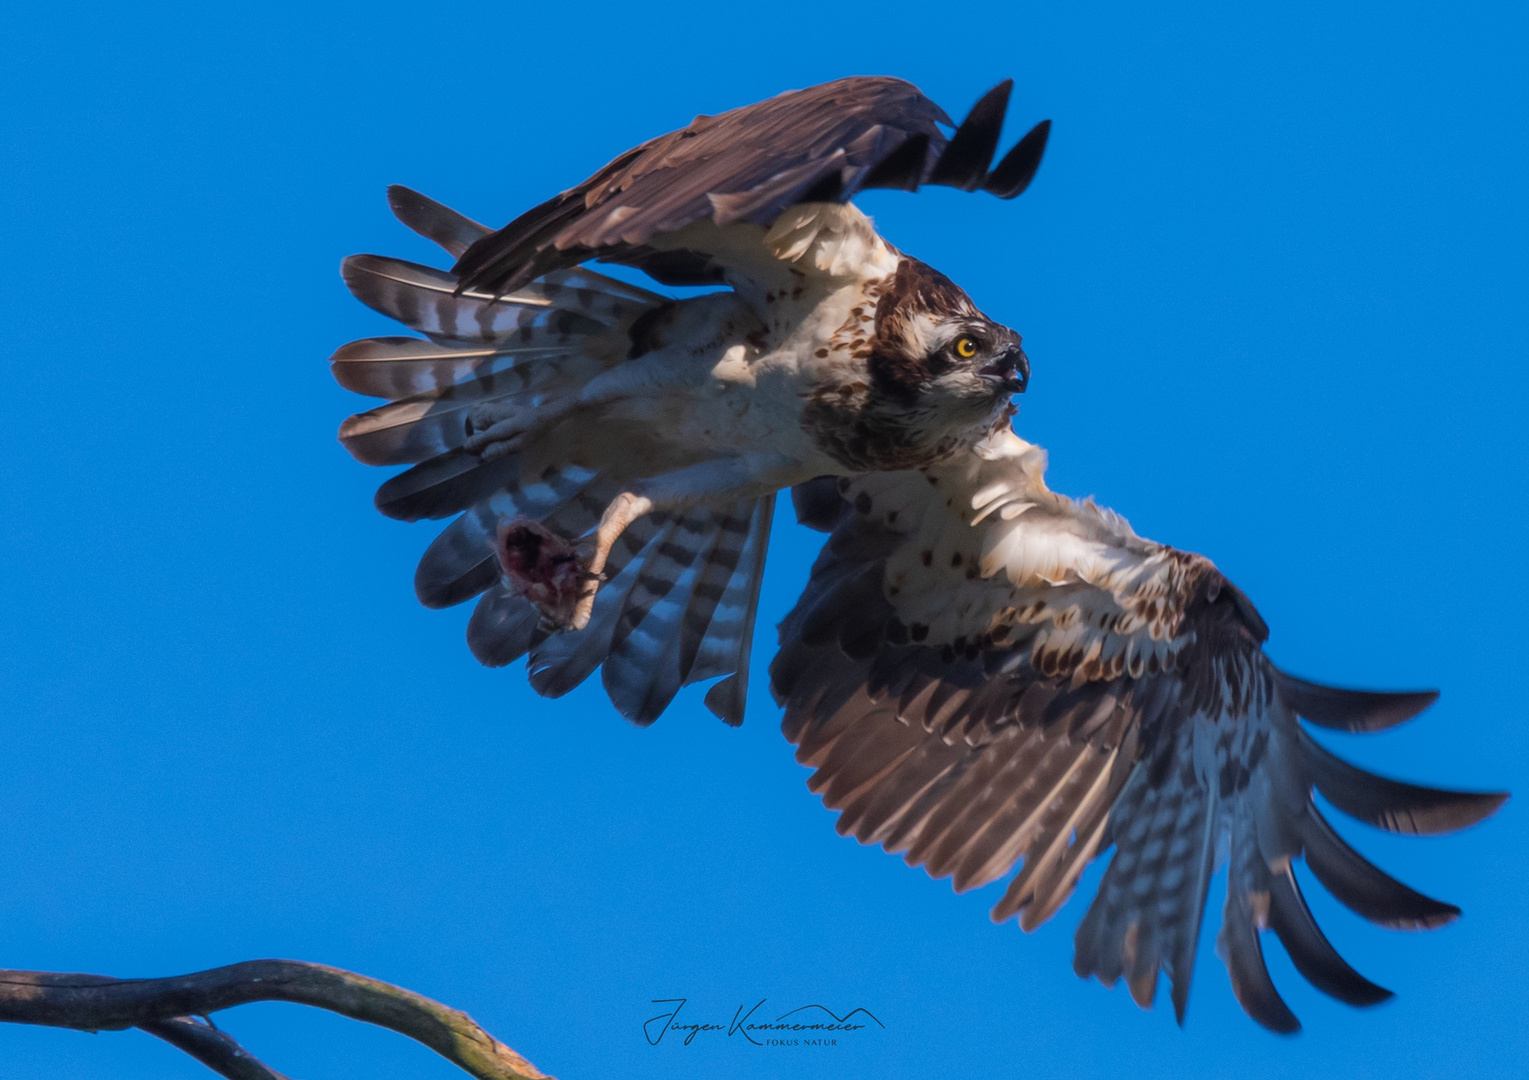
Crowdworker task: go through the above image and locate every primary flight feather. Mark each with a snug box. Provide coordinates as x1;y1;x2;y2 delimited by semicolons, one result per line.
332;76;1505;1030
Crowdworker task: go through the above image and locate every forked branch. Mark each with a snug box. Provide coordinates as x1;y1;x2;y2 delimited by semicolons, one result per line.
0;960;550;1080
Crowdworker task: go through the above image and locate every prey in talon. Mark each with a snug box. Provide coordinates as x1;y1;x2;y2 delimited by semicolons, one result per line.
494;518;602;631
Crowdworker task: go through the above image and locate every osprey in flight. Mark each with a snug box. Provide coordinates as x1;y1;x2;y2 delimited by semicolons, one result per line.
333;77;1504;1030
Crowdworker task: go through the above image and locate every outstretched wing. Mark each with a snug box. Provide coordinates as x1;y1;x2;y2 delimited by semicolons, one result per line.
771;430;1506;1030
453;76;1051;294
336;188;775;726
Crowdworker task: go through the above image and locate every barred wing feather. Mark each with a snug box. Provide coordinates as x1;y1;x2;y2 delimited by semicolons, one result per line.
452;76;1052;295
334;188;771;726
770;430;1505;1030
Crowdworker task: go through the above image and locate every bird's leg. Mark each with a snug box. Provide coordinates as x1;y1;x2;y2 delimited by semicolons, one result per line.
465;397;580;460
558;454;806;632
563;491;655;629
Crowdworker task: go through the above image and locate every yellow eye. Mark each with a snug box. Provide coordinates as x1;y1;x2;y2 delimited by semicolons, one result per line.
954;335;978;359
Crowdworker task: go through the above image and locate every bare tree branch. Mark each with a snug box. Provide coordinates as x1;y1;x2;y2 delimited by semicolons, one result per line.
140;1017;292;1080
0;960;551;1080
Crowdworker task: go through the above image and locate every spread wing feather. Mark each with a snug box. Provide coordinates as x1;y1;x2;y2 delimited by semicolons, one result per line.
771;430;1506;1030
342;190;770;723
442;465;773;726
600;497;769;725
693;496;774;725
387;184;487;259
330;336;568;402
452;76;1051;295
342;254;623;343
333;251;647;468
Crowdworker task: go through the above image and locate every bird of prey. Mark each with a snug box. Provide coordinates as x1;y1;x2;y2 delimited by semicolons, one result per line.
332;76;1505;1030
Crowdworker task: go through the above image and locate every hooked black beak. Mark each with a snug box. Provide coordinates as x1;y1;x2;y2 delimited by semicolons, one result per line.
979;344;1029;394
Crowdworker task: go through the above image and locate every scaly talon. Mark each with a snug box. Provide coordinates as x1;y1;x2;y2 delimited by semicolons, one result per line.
565;491;654;631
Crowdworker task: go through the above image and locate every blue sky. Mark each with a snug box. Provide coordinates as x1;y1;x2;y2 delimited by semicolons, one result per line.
1;2;1525;1078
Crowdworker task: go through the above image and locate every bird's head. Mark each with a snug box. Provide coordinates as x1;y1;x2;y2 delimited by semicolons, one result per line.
867;258;1028;420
